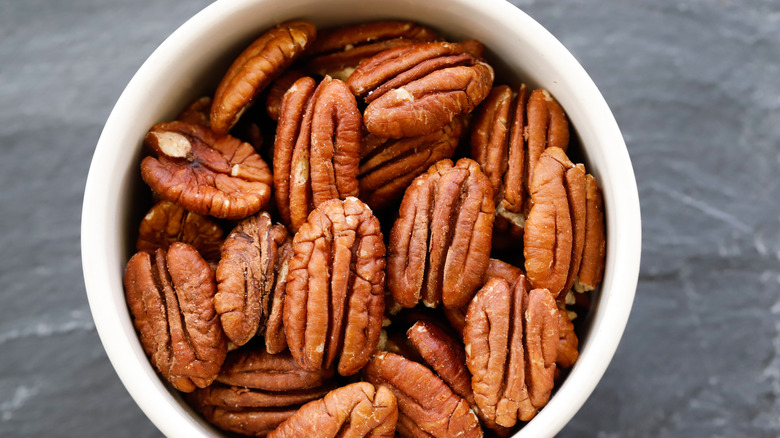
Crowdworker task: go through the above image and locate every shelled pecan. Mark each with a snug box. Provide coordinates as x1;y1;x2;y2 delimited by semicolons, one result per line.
573;174;606;292
136;200;223;262
216;349;335;391
177;96;212;127
265;69;306;121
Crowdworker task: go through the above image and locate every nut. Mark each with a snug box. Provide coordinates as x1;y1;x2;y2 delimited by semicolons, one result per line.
364;351;483;438
123;242;227;392
211;20;317;134
268;382;398;438
573;174;606;292
347;41;493;138
273;76;362;232
141;121;273;220
284;197;386;376
387;158;494;309
359;117;465;210
265;69;306;121
555;307;579;369
216;349;335;391
176;96;212;127
214;212;292;347
136;200;224;262
306;21;439;81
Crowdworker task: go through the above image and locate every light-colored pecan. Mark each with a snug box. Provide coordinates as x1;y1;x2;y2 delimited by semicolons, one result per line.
364;351;483;438
523;147;587;298
136;200;223;262
573;174;606;292
284;197;386;376
141;121;273;220
306;21;439;81
265;69;306;121
268;382;398;438
216;349;335;391
346;41;493;138
464;278;558;426
273;76;362;232
177;96;212;127
359;117;465;210
211;20;316;134
123;243;227;392
214;212;291;347
387;158;494;309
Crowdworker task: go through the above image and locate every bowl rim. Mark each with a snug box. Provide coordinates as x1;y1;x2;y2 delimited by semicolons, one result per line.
81;0;641;436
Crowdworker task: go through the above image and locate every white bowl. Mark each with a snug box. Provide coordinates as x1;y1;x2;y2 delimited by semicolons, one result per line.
81;0;641;436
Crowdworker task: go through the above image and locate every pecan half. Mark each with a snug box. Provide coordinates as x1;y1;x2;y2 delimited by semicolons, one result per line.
215;212;291;347
177;96;212;127
573;174;606;292
464;278;558;426
136;200;223;262
306;21;439;81
284;197;386;376
265;69;306;121
216;349;335;391
123;243;227;392
268;382;398;438
359;117;465;210
364;351;483;438
211;20;316;134
523;147;586;298
347;41;493;138
555;307;579;369
387;158;494;309
273;76;362;232
141;121;273;220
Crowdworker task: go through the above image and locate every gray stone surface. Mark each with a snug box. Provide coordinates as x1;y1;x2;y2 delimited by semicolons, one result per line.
0;0;778;437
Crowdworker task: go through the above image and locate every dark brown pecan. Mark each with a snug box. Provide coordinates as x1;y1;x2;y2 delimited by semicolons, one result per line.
284;197;386;376
123;243;227;392
273;76;362;232
387;158;494;310
265;69;306;121
364;351;483;438
217;349;335;391
306;21;439;81
211;21;316;134
177;96;212;127
573;174;606;293
136;200;223;262
464;278;559;426
359;117;465;210
268;382;398;438
523;147;586;298
141;121;273;220
214;212;291;347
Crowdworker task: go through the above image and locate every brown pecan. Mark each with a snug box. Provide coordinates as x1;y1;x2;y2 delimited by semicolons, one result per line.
141;121;273;220
523;147;587;298
268;382;398;438
177;96;212;127
214;212;291;347
387;158;494;310
464;278;559;426
484;258;523;285
217;349;335;391
264;237;293;354
123;243;227;392
273;76;362;232
265;69;306;121
364;351;483;438
359;117;465;210
196;406;299;437
284;197;386;376
573;174;606;292
211;20;316;134
136;200;224;262
556;307;579;369
306;21;439;81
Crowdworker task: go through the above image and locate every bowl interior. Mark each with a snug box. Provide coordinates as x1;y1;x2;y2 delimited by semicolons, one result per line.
82;0;640;436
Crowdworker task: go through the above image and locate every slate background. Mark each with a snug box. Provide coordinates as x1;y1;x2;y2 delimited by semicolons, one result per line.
1;0;778;436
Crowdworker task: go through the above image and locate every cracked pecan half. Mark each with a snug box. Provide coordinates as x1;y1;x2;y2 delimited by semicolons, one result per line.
211;20;316;134
216;349;335;391
141;121;273;220
573;174;606;293
215;212;292;347
268;382;398;438
523;147;586;298
359;117;465;210
306;21;439;81
464;278;558;426
347;41;493;138
273;76;362;232
365;351;483;438
387;158;494;309
284;197;386;376
136;200;223;262
123;242;227;392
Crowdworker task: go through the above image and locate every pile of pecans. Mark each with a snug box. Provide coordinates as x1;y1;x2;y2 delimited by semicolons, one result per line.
123;19;605;438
